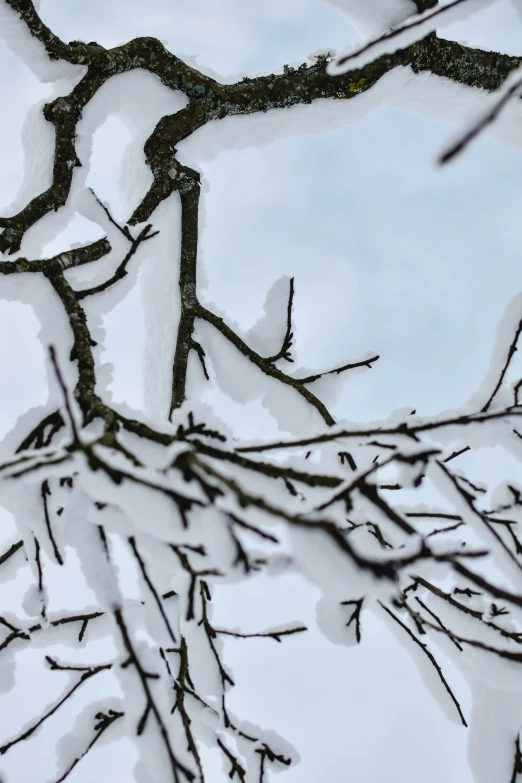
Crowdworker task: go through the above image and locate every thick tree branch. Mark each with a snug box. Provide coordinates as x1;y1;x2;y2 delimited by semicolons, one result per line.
170;166;201;414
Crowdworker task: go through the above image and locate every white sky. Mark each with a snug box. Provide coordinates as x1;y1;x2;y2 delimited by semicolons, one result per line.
1;1;522;782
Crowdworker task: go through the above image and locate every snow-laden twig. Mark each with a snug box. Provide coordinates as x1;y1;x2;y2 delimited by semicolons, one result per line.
331;0;501;74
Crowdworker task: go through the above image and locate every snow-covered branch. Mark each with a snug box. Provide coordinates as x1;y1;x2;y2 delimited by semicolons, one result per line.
2;1;522;781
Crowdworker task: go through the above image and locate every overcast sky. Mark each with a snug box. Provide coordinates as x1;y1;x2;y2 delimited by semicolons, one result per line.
1;1;522;782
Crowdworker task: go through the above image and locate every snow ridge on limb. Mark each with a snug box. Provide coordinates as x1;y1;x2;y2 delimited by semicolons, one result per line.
3;0;106;64
439;62;522;163
1;1;520;253
323;0;437;39
329;0;502;74
323;0;421;38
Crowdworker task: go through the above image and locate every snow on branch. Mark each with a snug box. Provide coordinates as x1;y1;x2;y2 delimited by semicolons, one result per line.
439;63;522;163
329;0;502;74
2;1;522;781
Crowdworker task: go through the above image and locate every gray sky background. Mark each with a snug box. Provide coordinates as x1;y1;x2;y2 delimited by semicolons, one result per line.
2;1;522;782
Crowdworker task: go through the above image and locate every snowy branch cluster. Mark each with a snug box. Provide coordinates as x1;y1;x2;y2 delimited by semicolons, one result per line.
2;0;522;781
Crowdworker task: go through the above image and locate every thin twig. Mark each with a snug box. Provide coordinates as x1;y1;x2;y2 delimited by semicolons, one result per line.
379;602;467;727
